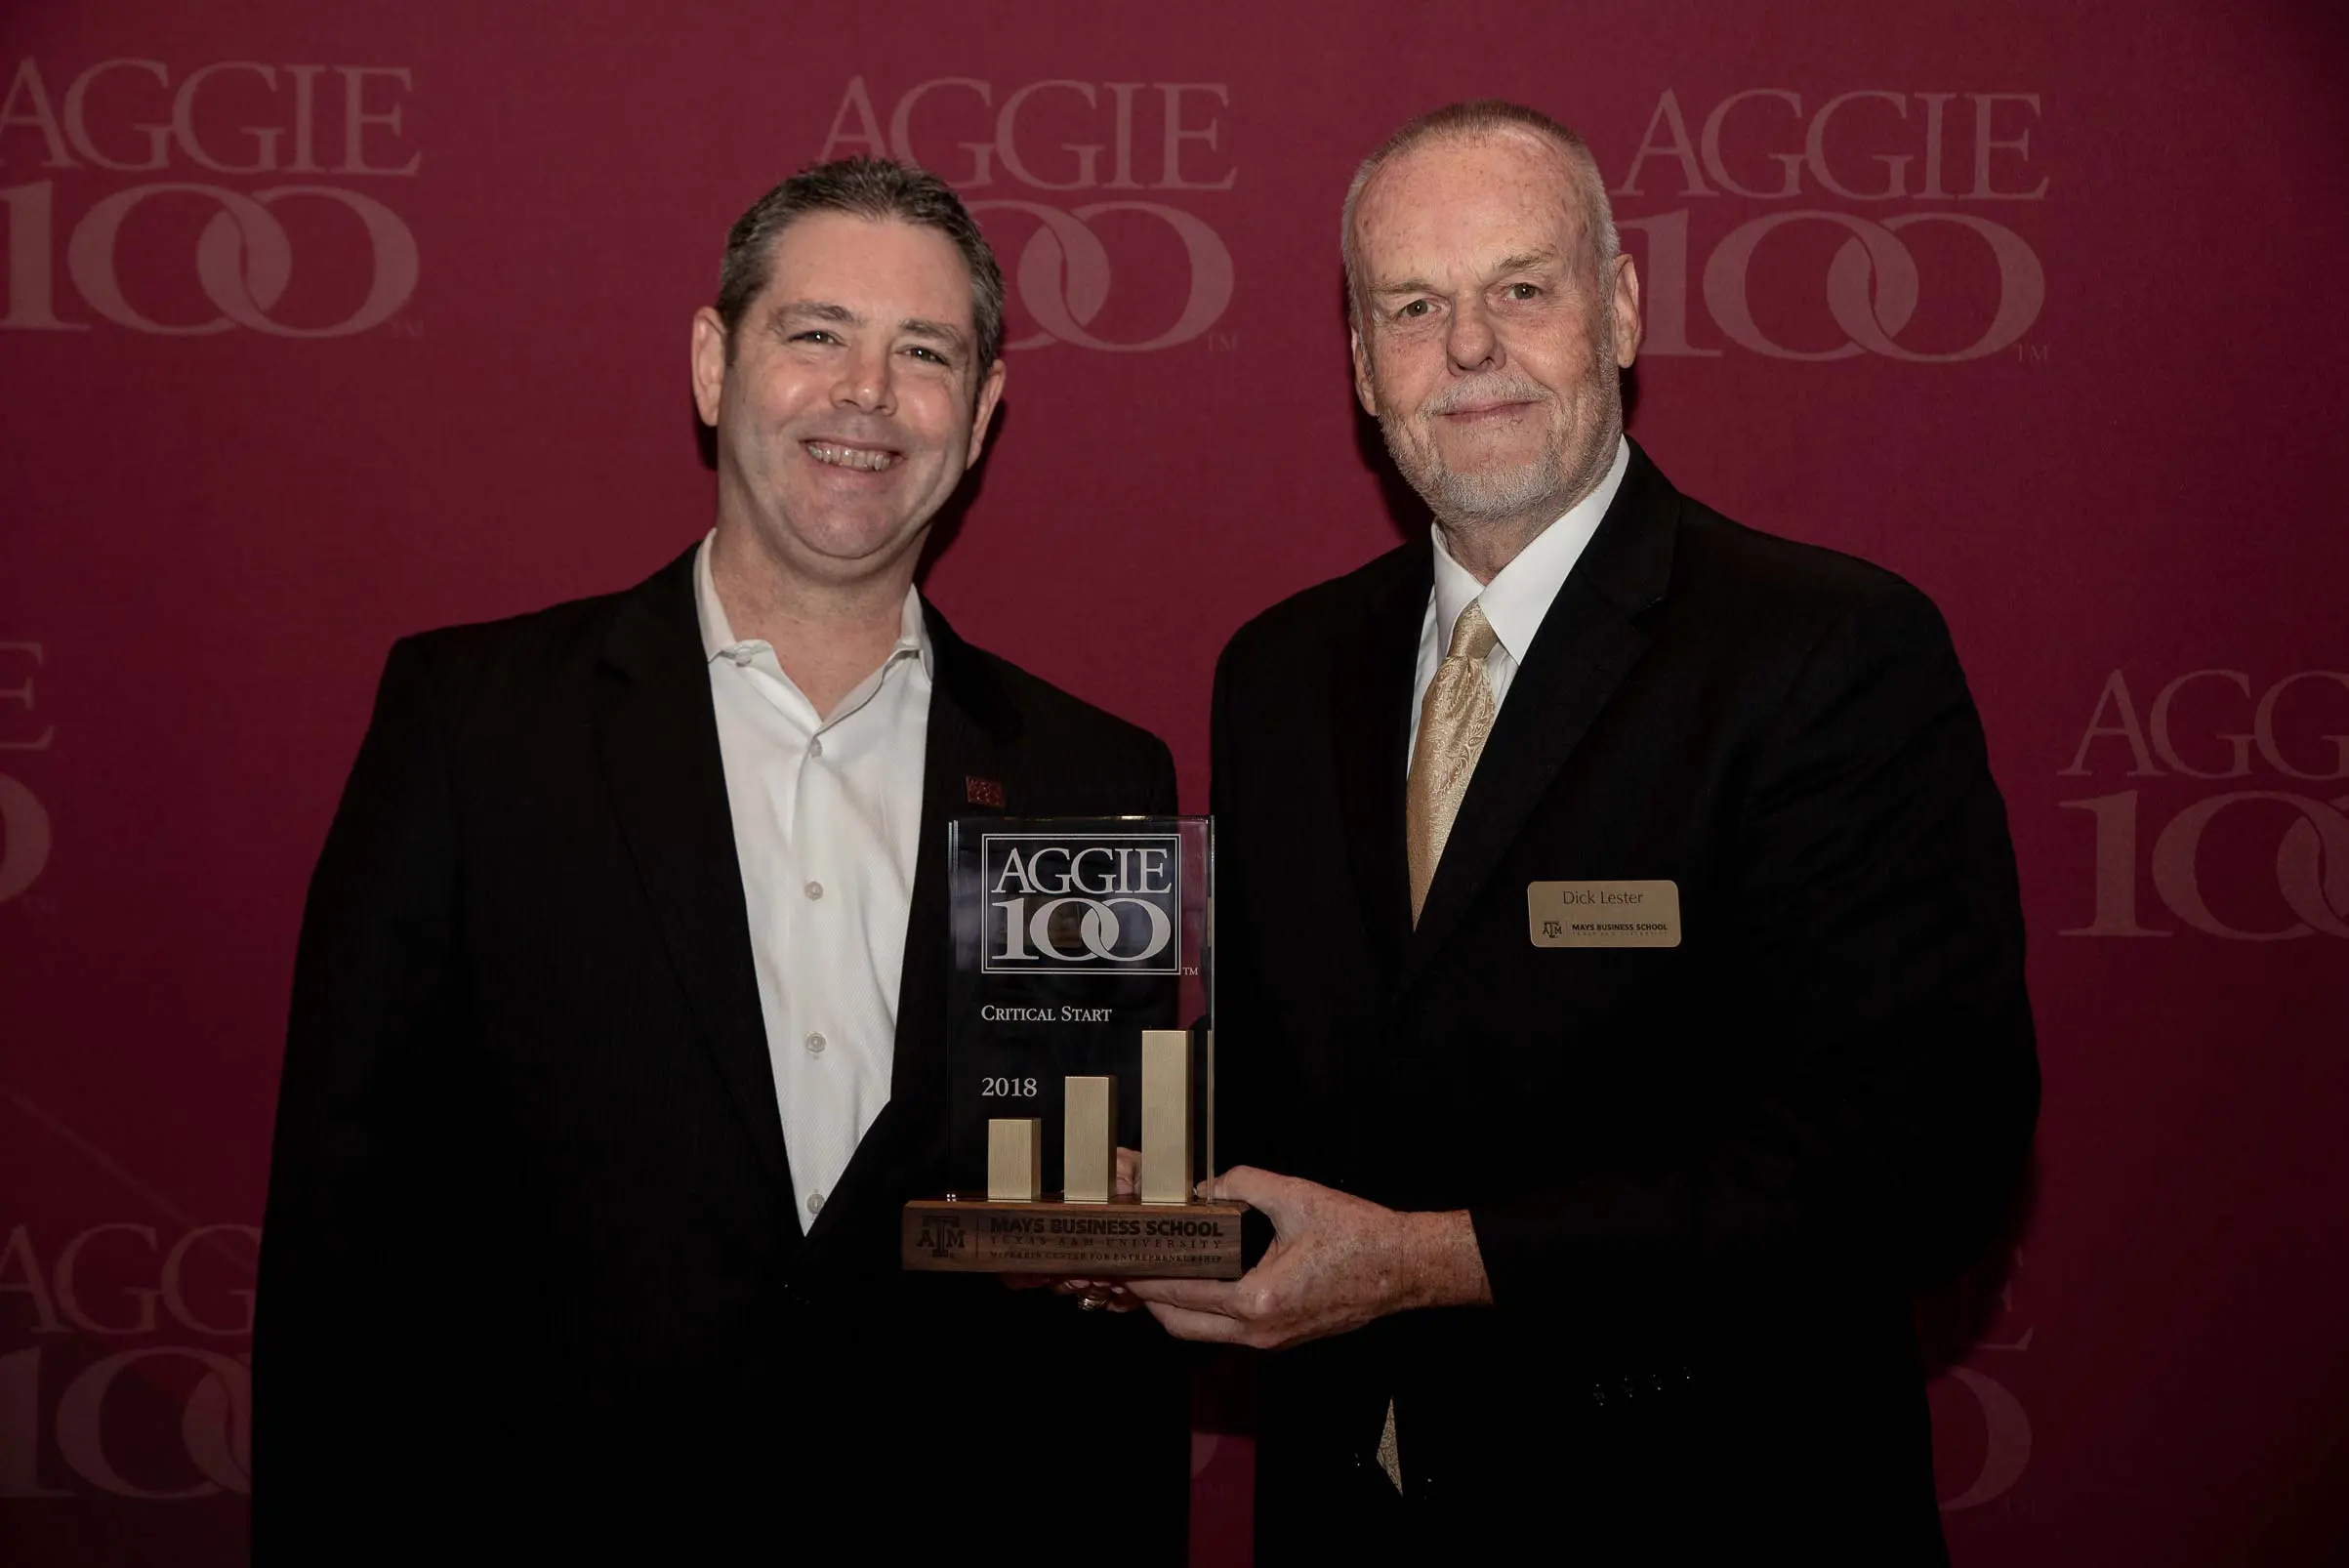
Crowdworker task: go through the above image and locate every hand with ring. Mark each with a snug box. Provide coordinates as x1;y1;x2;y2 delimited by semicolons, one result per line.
1006;1147;1145;1312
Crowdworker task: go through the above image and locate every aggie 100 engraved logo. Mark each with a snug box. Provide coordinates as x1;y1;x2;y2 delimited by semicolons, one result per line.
981;833;1181;973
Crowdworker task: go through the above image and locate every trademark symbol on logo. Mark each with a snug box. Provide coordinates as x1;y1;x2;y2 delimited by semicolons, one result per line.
2013;343;2048;364
1208;331;1240;351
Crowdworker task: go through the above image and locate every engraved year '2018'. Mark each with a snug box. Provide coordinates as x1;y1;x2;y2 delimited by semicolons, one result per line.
980;1077;1040;1097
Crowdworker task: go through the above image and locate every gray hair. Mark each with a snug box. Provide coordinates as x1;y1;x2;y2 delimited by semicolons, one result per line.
1340;101;1619;331
715;155;1006;371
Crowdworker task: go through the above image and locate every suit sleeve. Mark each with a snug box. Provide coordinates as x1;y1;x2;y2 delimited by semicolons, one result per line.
255;637;468;1546
1208;637;1280;1176
1469;585;2040;1303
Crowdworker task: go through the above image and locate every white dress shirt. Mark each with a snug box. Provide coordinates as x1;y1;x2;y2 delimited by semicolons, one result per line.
1408;436;1631;759
695;533;931;1232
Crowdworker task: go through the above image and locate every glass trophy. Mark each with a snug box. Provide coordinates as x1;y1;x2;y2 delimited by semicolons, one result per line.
901;816;1242;1277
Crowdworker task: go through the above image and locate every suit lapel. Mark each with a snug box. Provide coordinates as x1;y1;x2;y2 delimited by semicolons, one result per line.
1404;444;1680;985
1331;539;1434;983
594;546;797;1202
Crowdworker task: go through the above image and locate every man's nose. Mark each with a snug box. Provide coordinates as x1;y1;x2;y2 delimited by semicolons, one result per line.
834;342;895;414
1446;298;1501;374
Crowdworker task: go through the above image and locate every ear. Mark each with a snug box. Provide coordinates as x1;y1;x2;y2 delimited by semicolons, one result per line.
965;357;1008;472
689;307;728;426
1608;252;1643;369
1350;326;1379;417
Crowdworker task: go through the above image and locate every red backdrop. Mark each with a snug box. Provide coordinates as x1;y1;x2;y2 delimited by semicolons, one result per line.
4;2;2347;1561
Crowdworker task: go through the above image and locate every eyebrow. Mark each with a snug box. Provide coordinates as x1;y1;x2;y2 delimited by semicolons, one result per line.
895;316;969;353
769;300;855;332
767;300;968;354
1492;247;1564;275
1367;246;1570;302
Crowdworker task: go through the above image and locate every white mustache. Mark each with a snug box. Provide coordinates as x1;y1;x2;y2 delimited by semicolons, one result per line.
1424;376;1553;417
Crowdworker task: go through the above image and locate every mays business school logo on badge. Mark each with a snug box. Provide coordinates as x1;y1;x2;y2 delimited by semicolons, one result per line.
982;834;1182;973
820;78;1234;352
0;58;420;337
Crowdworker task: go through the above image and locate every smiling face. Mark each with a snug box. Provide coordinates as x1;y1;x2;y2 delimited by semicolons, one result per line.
690;212;1006;590
1349;129;1641;543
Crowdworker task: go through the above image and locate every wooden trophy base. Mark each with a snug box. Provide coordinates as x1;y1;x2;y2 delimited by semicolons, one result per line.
902;1193;1246;1278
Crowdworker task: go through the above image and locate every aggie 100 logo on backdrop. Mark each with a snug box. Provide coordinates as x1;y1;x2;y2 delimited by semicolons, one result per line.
0;57;419;337
819;76;1236;353
2060;670;2349;941
1612;87;2049;363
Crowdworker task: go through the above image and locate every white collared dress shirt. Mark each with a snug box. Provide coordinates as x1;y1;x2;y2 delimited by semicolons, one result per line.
1409;436;1632;756
694;533;930;1232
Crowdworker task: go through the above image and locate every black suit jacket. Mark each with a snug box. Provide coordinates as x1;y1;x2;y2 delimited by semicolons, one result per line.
257;546;1185;1556
1213;443;2039;1563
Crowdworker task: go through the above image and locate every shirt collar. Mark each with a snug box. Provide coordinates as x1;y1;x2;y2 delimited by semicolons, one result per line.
693;529;933;679
1430;435;1629;665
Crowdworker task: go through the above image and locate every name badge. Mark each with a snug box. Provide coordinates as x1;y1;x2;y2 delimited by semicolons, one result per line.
1527;880;1682;948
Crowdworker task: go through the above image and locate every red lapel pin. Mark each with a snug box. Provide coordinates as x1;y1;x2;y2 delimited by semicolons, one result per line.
966;775;1005;807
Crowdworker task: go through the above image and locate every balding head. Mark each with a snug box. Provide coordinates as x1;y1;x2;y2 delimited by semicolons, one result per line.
1342;101;1618;334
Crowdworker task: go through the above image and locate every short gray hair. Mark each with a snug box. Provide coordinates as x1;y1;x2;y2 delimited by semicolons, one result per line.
716;155;1006;370
1340;101;1619;330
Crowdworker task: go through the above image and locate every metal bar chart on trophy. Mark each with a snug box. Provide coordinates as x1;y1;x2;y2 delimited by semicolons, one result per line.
987;1117;1042;1202
1140;1029;1192;1204
1064;1075;1116;1202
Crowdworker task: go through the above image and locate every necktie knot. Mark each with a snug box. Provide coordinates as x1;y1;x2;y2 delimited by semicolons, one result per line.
1447;600;1499;666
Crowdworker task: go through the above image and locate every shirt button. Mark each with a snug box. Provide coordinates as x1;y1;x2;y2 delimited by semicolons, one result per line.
805;1032;826;1055
804;881;823;901
805;1191;825;1216
808;737;824;759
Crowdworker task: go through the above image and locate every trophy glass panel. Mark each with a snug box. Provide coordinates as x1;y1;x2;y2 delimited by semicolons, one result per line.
945;816;1214;1197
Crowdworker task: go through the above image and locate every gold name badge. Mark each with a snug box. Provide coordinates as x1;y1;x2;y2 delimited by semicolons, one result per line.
1527;880;1682;948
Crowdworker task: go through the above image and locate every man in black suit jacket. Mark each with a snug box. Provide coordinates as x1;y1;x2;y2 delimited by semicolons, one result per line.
1129;103;2038;1562
257;159;1186;1555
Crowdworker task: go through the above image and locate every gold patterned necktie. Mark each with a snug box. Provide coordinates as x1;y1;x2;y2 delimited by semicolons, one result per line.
1405;599;1500;924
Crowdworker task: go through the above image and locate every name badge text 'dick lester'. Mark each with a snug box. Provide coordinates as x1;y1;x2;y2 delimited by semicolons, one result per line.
1528;880;1682;948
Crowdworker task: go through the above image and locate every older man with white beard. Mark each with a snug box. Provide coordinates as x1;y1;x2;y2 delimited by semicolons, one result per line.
1125;101;2039;1562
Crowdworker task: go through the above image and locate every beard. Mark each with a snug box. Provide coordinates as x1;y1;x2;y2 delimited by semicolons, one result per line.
1381;375;1570;524
1376;315;1624;532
